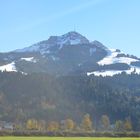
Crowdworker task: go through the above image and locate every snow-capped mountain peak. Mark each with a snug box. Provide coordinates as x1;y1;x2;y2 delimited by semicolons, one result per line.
14;31;90;53
1;31;140;77
60;31;89;44
46;31;90;50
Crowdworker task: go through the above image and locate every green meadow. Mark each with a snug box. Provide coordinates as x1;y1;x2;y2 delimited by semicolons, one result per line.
0;137;140;140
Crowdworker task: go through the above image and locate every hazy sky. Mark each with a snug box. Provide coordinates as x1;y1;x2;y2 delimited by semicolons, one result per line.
0;0;140;56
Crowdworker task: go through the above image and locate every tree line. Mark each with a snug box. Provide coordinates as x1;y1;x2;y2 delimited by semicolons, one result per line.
13;114;132;132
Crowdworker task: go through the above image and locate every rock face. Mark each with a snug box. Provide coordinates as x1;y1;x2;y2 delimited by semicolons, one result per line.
0;31;140;76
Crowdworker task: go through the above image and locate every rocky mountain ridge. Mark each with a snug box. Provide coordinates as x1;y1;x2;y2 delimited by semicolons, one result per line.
0;31;140;76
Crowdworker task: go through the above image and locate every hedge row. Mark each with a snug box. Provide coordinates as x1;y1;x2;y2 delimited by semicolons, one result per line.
0;131;140;137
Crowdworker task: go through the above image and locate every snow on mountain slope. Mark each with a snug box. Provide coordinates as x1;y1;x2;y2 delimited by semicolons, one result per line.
87;70;123;77
57;32;89;49
0;62;17;72
58;38;81;49
134;66;140;73
20;57;37;63
98;49;138;65
87;66;140;77
1;31;140;76
14;31;89;53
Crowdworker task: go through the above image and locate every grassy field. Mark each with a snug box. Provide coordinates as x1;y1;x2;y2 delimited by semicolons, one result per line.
0;137;140;140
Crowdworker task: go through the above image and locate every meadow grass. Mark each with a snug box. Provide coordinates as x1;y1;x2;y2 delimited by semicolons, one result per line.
0;137;140;140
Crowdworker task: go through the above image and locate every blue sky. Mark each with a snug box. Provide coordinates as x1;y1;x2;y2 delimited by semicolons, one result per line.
0;0;140;57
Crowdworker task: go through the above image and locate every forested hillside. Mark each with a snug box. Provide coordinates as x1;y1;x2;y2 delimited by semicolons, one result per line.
0;72;140;131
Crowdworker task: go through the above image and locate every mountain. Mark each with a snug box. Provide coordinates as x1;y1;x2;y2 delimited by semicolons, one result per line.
0;31;140;76
1;32;140;131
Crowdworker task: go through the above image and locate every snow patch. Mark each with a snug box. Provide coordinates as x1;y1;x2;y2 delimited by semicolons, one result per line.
87;70;122;77
98;49;138;65
20;57;37;63
115;57;139;65
58;38;81;49
0;62;17;72
132;66;140;74
57;32;89;49
87;66;140;77
69;39;81;45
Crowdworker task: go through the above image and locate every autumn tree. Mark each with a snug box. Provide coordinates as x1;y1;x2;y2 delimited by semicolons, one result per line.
63;119;75;131
101;115;110;130
81;114;93;131
26;119;38;130
124;117;132;131
115;120;124;132
47;121;59;132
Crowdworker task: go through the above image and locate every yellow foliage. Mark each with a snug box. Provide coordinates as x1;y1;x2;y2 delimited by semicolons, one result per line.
124;118;132;131
26;119;38;130
64;119;75;131
81;114;92;131
47;121;59;132
101;115;110;129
